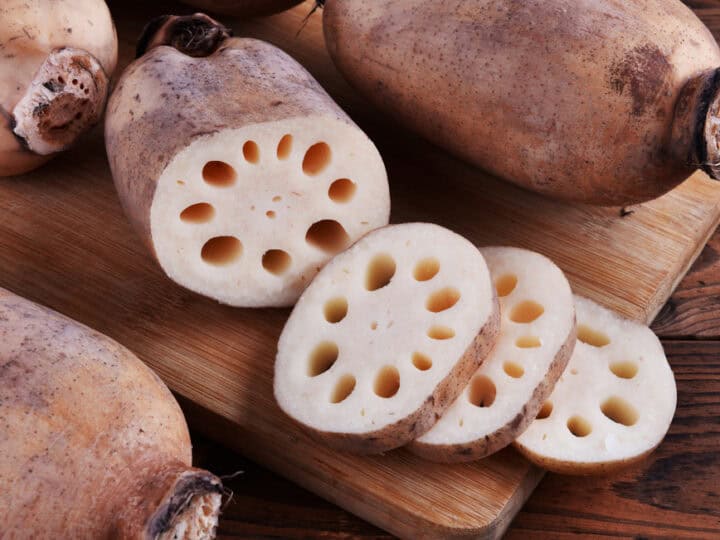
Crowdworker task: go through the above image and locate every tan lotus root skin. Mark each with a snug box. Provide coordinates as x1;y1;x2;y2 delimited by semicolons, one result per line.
410;247;576;462
274;223;500;454
514;296;677;475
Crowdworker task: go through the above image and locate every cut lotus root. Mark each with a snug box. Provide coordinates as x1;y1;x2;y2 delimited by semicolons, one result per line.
150;118;388;306
274;223;500;454
514;296;677;474
410;247;576;461
105;15;389;306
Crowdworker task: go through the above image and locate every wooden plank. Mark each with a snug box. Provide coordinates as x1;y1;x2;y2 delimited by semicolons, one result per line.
0;1;719;538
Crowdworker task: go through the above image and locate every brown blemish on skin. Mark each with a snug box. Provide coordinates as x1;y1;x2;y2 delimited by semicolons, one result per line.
610;44;672;116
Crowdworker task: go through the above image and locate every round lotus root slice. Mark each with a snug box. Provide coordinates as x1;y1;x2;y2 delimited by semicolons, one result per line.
105;14;389;307
514;296;677;475
409;247;576;462
274;223;500;454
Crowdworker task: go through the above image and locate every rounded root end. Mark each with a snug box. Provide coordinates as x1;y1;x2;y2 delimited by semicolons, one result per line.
136;13;232;58
11;47;108;156
149;470;224;540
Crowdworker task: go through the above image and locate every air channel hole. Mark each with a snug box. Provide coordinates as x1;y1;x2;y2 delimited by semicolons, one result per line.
324;297;348;324
180;202;215;223
427;325;455;340
330;374;356;403
374;366;400;398
495;274;518;297
413;258;440;281
509;300;545;323
468;375;496;407
201;236;242;266
328;178;357;203
308;341;339;377
503;361;524;378
577;325;611;347
364;253;396;291
202;161;236;187
262;249;291;276
610;361;638;379
305;220;350;254
567;416;592;437
243;140;260;163
277;134;292;160
537;401;553;419
601;396;639;426
412;352;432;371
303;142;331;175
426;287;461;313
516;336;541;348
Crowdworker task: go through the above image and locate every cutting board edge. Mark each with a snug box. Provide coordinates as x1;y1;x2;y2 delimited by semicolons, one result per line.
178;396;546;540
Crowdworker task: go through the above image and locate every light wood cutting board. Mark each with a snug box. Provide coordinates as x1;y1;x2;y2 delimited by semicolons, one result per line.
1;1;720;538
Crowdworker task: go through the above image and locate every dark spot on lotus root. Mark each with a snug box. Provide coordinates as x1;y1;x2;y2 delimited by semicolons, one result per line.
609;44;671;116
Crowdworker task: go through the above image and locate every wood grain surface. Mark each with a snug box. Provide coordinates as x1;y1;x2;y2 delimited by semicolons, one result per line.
0;0;718;538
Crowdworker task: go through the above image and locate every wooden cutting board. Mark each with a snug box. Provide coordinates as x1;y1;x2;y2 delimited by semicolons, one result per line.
2;1;720;538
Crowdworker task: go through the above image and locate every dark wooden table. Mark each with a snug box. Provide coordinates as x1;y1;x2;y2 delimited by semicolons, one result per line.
183;1;720;537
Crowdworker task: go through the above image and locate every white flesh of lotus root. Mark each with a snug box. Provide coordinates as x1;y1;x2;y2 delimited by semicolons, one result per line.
514;296;677;474
411;247;576;461
274;223;500;454
150;117;389;307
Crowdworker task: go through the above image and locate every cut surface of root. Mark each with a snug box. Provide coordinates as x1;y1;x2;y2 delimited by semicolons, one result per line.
274;223;497;453
514;296;677;474
412;247;575;460
150;116;389;307
12;47;108;155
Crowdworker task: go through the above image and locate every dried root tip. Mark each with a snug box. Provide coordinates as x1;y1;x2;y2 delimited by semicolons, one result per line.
12;47;108;156
671;67;720;180
150;471;223;540
137;14;232;59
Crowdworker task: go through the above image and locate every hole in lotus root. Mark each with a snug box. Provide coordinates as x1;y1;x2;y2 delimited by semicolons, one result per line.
202;161;236;187
305;220;350;254
180;202;215;223
427;325;455;340
468;375;496;407
601;396;638;426
577;325;611;347
610;361;638;379
277;134;292;159
509;300;545;323
328;179;356;203
413;258;440;281
330;374;356;403
503;361;524;378
303;142;331;175
243;141;260;163
567;415;592;437
308;341;338;377
412;352;432;371
426;287;461;313
537;401;553;419
516;336;541;348
201;236;242;265
495;274;518;297
262;249;291;276
374;366;400;398
366;253;396;291
324;297;348;324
